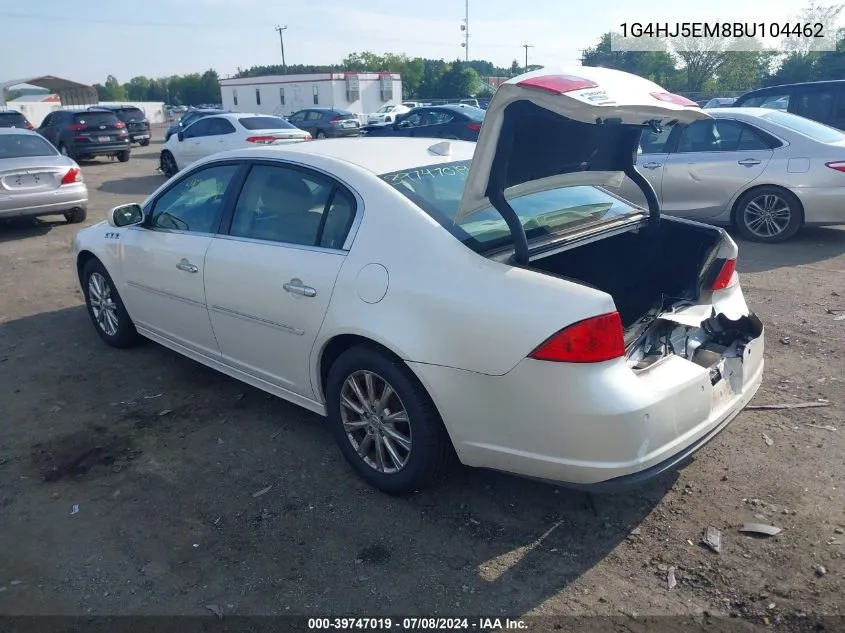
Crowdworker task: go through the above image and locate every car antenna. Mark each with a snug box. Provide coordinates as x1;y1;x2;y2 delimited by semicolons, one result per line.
427;141;451;156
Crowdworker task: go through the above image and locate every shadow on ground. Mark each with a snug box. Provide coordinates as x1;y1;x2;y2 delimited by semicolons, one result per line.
728;226;845;274
0;305;679;616
97;174;167;197
0;217;65;243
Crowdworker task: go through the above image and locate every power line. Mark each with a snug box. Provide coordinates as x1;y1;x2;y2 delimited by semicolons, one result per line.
521;44;534;72
275;25;288;73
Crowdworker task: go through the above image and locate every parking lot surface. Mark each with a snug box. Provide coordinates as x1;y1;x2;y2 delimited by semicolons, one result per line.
1;128;843;627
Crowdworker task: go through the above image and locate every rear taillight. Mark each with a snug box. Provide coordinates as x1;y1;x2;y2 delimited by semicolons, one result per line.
710;258;737;291
825;161;845;173
246;136;277;144
114;122;126;129
467;122;482;132
303;134;313;141
330;115;343;122
61;167;82;185
517;75;598;94
529;312;625;363
69;123;86;131
25;123;34;130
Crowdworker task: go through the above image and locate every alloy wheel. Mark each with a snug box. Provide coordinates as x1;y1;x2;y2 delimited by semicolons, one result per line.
742;194;791;239
340;370;412;474
88;272;119;336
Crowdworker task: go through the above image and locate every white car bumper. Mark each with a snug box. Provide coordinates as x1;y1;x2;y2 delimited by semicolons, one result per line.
409;293;765;488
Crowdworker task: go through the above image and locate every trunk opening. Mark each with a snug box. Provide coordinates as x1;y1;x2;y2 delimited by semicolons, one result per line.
527;218;723;330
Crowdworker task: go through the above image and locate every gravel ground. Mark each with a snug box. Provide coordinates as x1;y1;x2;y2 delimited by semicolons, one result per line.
0;127;843;631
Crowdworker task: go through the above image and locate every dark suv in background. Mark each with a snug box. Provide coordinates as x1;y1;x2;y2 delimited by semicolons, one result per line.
286;108;361;138
0;110;34;129
734;80;845;131
37;109;131;162
89;105;151;146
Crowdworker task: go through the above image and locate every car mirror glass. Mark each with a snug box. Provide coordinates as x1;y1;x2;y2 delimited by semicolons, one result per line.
109;203;144;228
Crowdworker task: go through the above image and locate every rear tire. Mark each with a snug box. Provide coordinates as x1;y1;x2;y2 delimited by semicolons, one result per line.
117;150;130;163
326;345;454;494
81;259;140;349
64;208;87;224
733;186;803;243
139;139;151;147
316;130;327;139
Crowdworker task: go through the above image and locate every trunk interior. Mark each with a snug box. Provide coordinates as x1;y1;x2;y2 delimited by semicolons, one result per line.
527;218;722;330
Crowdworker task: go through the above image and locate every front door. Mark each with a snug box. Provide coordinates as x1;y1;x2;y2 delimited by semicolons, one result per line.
119;162;241;358
175;117;218;166
203;161;358;399
660;118;773;219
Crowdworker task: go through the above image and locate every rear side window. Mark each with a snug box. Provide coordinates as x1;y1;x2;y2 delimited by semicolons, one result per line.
0;133;57;158
794;90;835;121
115;108;146;122
73;112;119;126
238;116;297;130
305;111;324;121
738;92;790;110
0;112;29;128
760;110;845;143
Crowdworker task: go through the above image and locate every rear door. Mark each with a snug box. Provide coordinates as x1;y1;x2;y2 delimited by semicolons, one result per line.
203;161;357;399
660;118;774;219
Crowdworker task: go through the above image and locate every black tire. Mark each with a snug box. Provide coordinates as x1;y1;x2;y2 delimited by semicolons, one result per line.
326;345;454;494
58;143;74;160
733;186;803;243
64;208;87;224
316;130;328;139
117;150;131;163
81;259;141;349
139;139;151;147
160;150;178;177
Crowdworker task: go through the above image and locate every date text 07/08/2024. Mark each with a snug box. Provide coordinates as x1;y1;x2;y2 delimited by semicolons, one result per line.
619;22;827;39
307;617;528;631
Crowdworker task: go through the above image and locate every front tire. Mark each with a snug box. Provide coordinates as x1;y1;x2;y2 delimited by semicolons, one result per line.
160;151;178;177
81;259;140;349
326;346;454;494
117;150;130;163
734;186;803;243
316;130;328;139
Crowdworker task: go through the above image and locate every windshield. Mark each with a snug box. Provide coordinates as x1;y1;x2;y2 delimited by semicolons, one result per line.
379;160;641;253
0;112;29;127
0;133;57;158
760;111;845;143
376;106;395;113
238;116;297;130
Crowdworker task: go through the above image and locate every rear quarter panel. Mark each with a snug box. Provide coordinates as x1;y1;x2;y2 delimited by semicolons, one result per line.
309;161;616;397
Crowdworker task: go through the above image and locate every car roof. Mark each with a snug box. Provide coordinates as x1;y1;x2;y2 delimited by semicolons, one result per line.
91;104;143;110
212;137;476;174
0;127;40;136
740;80;845;95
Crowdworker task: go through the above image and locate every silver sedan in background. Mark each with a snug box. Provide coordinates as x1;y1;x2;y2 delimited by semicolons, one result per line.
0;128;87;224
613;108;845;243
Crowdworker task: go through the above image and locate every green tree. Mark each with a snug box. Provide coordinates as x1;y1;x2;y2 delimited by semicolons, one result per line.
102;74;125;101
124;76;151;101
581;32;676;86
436;63;483;98
509;60;521;76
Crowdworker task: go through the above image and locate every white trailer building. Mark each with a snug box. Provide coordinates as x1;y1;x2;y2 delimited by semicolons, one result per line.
218;72;402;117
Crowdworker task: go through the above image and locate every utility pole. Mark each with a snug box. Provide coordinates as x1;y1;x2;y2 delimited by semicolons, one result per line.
460;0;469;61
522;44;534;73
275;25;288;74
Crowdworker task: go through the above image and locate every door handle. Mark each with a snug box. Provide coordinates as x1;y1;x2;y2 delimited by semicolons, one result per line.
738;158;761;166
283;278;317;297
176;258;198;273
642;162;663;169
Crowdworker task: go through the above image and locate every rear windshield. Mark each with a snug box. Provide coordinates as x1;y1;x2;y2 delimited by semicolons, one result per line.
113;108;146;121
379;160;639;253
461;107;485;121
759;111;845;143
0;112;29;127
333;111;357;119
0;133;57;158
73;112;119;126
237;116;297;130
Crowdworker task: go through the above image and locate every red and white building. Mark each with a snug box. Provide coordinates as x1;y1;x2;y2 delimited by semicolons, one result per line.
218;72;403;117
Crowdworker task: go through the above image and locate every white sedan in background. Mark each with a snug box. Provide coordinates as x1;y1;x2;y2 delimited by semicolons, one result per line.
73;67;764;494
366;104;410;126
159;113;311;177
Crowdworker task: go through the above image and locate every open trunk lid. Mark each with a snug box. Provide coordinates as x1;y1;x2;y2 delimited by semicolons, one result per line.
456;66;711;264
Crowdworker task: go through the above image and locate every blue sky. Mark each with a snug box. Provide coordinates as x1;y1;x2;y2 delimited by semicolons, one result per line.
0;0;833;84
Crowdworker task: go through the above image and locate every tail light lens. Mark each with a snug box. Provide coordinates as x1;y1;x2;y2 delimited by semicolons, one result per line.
467;122;482;132
114;122;126;129
246;136;277;144
61;167;82;185
825;161;845;173
303;134;313;141
517;75;598;94
25;123;34;130
330;115;341;122
529;312;625;363
710;258;737;291
69;123;86;131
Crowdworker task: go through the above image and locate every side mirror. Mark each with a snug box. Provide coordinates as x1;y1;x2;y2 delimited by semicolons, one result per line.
109;203;144;228
177;131;184;142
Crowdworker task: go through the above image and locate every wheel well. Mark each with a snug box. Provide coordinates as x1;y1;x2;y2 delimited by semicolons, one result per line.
318;334;402;397
731;184;804;225
76;250;99;283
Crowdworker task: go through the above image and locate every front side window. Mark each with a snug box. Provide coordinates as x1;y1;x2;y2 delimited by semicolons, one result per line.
428;111;455;125
397;111;424;128
675;120;768;153
206;118;236;135
183;118;215;138
151;164;238;233
305;111;324;122
379;160;639;253
229;164;354;248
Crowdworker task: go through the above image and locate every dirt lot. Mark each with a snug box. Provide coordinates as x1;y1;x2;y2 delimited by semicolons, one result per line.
0;128;843;630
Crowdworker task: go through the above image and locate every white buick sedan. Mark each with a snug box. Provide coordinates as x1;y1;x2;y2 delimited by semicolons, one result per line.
72;67;765;494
